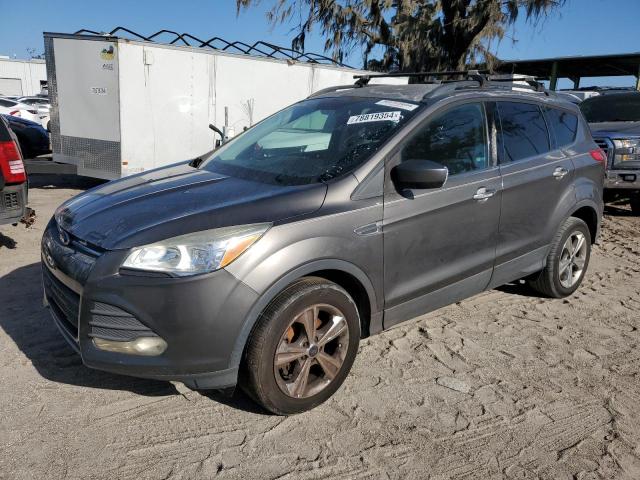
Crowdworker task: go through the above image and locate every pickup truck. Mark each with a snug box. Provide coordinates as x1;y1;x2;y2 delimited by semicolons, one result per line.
580;90;640;214
0;115;28;226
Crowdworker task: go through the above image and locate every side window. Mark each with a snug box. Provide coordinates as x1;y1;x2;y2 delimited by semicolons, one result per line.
402;103;488;176
545;107;578;148
497;102;550;163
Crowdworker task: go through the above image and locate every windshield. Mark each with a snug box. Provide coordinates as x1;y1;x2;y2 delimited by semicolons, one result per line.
580;94;640;123
200;96;420;185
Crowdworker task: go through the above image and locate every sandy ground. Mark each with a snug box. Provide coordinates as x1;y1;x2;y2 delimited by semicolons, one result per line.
0;174;639;480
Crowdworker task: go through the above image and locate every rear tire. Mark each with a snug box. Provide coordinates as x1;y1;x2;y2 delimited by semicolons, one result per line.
528;217;591;298
630;193;640;216
240;277;360;415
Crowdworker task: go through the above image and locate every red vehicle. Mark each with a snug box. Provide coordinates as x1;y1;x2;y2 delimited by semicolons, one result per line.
0;115;28;226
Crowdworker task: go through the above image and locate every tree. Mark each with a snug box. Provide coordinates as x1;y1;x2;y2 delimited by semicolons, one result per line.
236;0;566;71
26;47;45;60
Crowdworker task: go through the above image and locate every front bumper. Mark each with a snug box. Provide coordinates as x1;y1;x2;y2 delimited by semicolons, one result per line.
41;219;259;389
0;183;27;226
604;169;640;190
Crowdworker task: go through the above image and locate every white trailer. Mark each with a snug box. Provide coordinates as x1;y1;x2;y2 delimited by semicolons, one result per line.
44;32;375;180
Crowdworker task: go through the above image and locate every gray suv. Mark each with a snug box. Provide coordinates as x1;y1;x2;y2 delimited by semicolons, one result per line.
42;74;604;414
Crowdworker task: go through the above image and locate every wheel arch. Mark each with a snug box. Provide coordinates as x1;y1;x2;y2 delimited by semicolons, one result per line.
228;259;379;372
569;202;600;244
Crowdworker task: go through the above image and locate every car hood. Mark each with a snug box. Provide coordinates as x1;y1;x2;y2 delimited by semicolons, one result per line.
55;163;327;250
589;121;640;138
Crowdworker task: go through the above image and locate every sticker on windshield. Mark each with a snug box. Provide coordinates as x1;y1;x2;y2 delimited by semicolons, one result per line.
347;111;402;125
375;99;419;111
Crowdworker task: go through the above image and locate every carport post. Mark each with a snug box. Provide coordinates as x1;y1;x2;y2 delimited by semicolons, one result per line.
549;61;559;91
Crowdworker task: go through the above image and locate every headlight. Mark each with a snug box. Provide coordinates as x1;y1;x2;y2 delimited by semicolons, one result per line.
122;223;270;276
613;139;640;164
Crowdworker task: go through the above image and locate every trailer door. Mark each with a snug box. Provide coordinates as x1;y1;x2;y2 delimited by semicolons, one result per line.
47;36;121;179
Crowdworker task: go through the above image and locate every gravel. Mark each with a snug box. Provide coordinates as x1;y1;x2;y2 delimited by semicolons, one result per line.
0;175;639;479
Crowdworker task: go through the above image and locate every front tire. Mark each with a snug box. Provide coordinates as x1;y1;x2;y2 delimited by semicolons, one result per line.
240;277;360;415
528;217;591;298
630;193;640;216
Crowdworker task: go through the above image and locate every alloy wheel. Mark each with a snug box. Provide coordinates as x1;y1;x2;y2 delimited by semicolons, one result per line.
273;304;349;399
558;231;587;288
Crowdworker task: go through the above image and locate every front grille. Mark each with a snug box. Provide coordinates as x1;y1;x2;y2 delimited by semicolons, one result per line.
1;192;21;211
43;221;100;285
88;302;158;342
43;266;80;340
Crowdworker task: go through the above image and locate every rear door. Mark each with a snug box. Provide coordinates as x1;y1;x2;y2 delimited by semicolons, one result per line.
383;101;501;327
490;100;576;286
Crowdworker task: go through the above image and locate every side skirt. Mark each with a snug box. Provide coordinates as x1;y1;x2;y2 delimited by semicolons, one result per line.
383;269;492;330
487;245;548;290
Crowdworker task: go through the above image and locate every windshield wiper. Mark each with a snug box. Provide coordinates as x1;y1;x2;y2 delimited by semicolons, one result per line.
319;165;345;182
190;157;205;168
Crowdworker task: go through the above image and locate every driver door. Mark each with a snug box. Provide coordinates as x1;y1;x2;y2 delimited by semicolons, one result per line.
383;101;502;328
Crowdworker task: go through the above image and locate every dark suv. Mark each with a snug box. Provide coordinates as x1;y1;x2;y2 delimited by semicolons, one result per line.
0;115;28;226
42;74;604;414
580;91;640;214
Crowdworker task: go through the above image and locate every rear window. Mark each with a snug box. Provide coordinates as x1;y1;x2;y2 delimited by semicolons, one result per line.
497;102;550;163
545;107;578;148
580;93;640;122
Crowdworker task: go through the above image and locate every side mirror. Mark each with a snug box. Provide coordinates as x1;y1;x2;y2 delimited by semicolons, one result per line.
391;160;448;190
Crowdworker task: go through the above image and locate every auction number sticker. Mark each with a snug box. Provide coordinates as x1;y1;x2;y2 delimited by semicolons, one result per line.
375;99;419;111
90;87;108;95
347;111;401;125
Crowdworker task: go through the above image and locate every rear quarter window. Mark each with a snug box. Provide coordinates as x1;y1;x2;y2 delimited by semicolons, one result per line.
497;101;550;163
545;107;578;148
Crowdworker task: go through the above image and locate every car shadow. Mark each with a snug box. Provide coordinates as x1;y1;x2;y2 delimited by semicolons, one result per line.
604;204;634;217
200;388;269;415
0;262;176;397
28;173;106;190
0;232;17;249
495;280;548;298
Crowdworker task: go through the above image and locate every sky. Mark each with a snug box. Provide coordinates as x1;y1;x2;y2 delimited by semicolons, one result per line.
1;0;638;88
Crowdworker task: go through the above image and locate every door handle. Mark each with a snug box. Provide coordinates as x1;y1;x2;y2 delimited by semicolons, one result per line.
473;187;496;202
553;167;569;179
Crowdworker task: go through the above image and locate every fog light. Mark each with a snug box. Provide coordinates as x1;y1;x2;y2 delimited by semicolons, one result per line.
93;337;168;356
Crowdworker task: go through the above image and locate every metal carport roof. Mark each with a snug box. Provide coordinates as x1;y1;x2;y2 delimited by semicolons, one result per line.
496;52;640;90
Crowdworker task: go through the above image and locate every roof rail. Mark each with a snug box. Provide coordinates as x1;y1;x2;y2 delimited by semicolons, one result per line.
353;70;490;82
307;70;553;100
307;84;361;98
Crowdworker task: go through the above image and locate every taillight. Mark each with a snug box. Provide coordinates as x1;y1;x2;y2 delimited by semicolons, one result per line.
590;148;606;166
0;140;26;184
9;110;21;117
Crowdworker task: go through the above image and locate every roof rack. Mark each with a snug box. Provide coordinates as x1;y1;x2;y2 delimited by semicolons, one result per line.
308;70;554;100
353;70;551;98
73;27;351;67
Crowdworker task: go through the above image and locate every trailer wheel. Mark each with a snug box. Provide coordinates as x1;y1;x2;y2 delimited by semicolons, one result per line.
630;193;640;216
